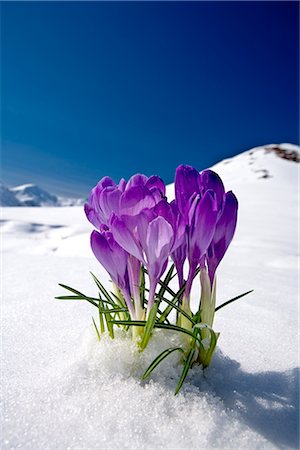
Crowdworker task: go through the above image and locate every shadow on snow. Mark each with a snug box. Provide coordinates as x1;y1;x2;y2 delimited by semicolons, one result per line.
190;350;299;449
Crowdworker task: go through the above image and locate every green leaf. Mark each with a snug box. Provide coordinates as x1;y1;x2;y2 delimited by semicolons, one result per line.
111;320;146;326
156;293;195;325
55;295;100;301
194;323;218;367
98;307;129;314
158;264;175;298
153;323;201;344
175;347;196;395
57;283;88;297
140;266;146;309
142;347;184;380
98;297;105;334
90;272;117;307
92;317;101;341
215;290;253;312
144;268;177;298
140;302;159;350
111;321;202;345
103;303;114;338
158;284;187;323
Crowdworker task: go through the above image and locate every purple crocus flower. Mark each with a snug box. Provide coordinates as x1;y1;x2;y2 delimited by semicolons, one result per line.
169;200;187;288
90;229;136;319
85;174;166;229
85;177;126;228
206;191;238;285
183;191;218;302
174;165;229;304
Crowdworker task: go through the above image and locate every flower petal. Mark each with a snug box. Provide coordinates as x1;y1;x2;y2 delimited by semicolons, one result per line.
146;175;166;198
199;169;225;215
120;186;156;216
145;216;174;280
110;214;144;262
207;191;238;283
175;164;200;218
126;174;148;190
90;230;127;288
188;191;218;266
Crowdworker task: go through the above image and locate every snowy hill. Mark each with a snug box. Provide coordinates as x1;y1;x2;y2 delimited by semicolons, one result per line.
1;143;299;450
0;183;85;207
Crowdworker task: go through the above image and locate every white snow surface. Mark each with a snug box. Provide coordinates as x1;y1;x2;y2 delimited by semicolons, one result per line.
1;144;299;449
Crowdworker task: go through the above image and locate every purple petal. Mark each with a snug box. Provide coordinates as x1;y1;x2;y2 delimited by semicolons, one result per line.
145;217;173;280
199;169;225;215
120;186;156;216
90;230;127;288
110;214;144;262
171;238;187;288
175;164;200;218
84;203;102;229
169;200;186;252
126;174;148;190
154;199;173;224
188;191;218;266
207;191;238;284
146;175;166;198
98;186;122;222
118;178;127;192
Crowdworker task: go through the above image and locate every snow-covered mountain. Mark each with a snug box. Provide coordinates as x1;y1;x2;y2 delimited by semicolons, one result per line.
0;183;85;207
0;184;22;206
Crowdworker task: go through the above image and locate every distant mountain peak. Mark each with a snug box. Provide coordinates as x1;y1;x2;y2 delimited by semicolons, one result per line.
0;183;85;207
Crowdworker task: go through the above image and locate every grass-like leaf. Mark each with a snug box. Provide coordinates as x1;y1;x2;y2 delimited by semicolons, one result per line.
56;284;100;308
194;323;218;366
140;302;159;350
90;272;117;307
158;284;186;323
158;264;175;298
103;303;114;338
156;292;195;325
92;317;101;341
215;290;253;312
98;297;105;334
142;347;184;380
111;321;202;345
175;347;196;395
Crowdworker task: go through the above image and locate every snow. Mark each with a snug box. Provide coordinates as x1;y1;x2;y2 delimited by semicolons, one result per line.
1;144;299;449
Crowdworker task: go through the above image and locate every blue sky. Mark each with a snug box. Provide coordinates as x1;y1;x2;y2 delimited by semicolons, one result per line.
1;1;299;197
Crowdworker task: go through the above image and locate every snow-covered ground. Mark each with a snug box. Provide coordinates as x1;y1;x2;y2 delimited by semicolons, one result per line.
1;144;299;449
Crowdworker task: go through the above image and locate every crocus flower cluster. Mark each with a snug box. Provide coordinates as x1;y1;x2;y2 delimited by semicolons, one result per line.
56;164;243;393
85;165;238;333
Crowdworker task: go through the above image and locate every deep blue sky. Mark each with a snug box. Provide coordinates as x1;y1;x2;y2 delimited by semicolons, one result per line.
1;1;299;197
